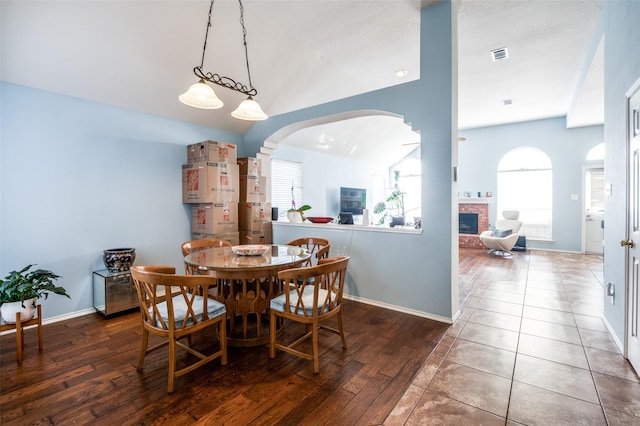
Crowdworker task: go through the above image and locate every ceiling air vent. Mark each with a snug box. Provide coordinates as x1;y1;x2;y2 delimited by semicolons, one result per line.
491;47;509;61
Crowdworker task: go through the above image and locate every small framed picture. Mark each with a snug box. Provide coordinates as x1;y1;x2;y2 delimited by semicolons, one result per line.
486;192;493;197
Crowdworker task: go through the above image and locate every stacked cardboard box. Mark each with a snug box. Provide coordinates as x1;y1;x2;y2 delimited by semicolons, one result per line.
182;141;240;244
238;157;272;244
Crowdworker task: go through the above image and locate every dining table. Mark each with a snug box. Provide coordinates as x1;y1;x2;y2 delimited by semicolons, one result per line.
184;244;311;347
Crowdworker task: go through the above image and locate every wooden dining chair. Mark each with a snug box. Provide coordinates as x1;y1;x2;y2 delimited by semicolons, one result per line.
285;237;330;267
130;265;227;393
269;256;349;373
181;239;233;274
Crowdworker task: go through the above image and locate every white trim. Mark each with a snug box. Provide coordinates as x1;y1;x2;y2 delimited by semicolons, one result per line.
603;313;625;354
459;197;492;204
343;294;453;324
272;220;423;235
623;77;640;361
260;146;274;155
525;247;584;254
0;308;96;336
582;164;605;254
451;308;461;323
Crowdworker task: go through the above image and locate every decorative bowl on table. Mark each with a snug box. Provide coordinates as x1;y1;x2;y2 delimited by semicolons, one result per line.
231;245;270;256
306;217;334;224
232;255;269;266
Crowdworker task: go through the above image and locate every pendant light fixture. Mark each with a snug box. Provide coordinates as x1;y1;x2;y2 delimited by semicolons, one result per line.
179;0;267;121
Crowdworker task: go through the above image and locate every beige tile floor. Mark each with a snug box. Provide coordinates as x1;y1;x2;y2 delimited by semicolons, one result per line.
385;250;640;425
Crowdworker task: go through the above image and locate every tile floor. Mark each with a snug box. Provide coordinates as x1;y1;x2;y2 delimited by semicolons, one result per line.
384;250;640;425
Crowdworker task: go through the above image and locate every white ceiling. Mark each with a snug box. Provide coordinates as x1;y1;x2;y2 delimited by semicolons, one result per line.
1;0;604;165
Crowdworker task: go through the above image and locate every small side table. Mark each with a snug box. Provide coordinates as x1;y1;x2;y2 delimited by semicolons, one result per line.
0;304;43;365
93;270;139;317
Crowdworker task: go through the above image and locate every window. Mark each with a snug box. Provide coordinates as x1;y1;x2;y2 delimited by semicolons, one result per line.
271;159;303;213
393;157;421;219
586;143;605;161
585;144;604;213
497;147;552;241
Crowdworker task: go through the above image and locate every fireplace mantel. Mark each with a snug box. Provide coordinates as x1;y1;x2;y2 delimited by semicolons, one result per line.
459;197;492;204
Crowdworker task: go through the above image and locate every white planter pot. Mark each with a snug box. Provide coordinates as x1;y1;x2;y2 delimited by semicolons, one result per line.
287;211;303;223
1;298;37;323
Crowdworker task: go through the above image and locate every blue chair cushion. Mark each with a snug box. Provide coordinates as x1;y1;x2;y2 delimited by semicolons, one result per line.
270;286;332;316
152;294;226;328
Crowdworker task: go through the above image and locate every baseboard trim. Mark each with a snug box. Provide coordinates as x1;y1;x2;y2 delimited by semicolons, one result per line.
343;294;453;324
525;247;584;254
0;308;96;336
602;314;625;355
2;300;454;337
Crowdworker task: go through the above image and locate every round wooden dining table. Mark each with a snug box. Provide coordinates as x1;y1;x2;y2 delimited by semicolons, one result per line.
184;244;311;347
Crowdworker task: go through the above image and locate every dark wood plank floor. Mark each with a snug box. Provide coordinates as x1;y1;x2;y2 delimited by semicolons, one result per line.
1;297;449;425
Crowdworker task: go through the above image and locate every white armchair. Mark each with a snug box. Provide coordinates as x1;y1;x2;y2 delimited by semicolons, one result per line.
479;210;523;256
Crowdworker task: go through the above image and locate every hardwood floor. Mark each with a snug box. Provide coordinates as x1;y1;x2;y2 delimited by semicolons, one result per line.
0;298;448;425
3;249;609;425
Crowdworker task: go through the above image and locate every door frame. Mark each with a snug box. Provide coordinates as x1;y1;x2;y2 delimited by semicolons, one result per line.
624;76;640;367
582;164;605;254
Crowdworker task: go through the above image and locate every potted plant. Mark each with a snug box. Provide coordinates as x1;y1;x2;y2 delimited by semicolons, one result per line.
287;181;311;222
0;265;70;323
374;171;406;227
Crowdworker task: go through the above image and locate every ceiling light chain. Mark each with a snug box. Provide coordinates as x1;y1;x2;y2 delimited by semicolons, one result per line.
238;0;254;93
179;0;267;121
198;0;214;71
193;0;257;97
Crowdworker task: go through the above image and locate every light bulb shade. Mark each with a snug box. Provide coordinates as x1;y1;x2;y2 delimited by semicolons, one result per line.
179;79;223;109
231;97;268;121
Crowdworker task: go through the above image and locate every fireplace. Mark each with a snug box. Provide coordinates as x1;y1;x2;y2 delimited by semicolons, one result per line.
458;200;490;249
459;213;478;234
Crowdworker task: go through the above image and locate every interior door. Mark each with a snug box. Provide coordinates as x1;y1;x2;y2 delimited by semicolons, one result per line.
585;211;604;254
626;81;640;374
585;167;605;255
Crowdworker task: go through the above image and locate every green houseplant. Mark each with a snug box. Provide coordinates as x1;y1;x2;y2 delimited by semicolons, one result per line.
0;265;70;323
374;171;406;226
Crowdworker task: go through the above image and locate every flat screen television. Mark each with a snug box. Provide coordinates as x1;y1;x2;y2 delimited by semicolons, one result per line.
340;187;366;215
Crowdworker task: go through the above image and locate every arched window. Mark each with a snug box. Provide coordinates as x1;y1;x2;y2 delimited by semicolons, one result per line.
497;147;552;241
586;143;605;161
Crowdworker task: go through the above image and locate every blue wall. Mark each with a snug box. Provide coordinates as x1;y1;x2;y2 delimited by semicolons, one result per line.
244;2;458;320
0;82;242;319
1;3;458;322
4;0;637;339
272;144;388;220
1;3;457;323
458;117;603;252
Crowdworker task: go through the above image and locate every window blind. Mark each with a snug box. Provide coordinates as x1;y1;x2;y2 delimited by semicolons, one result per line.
589;168;605;212
271;159;303;213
